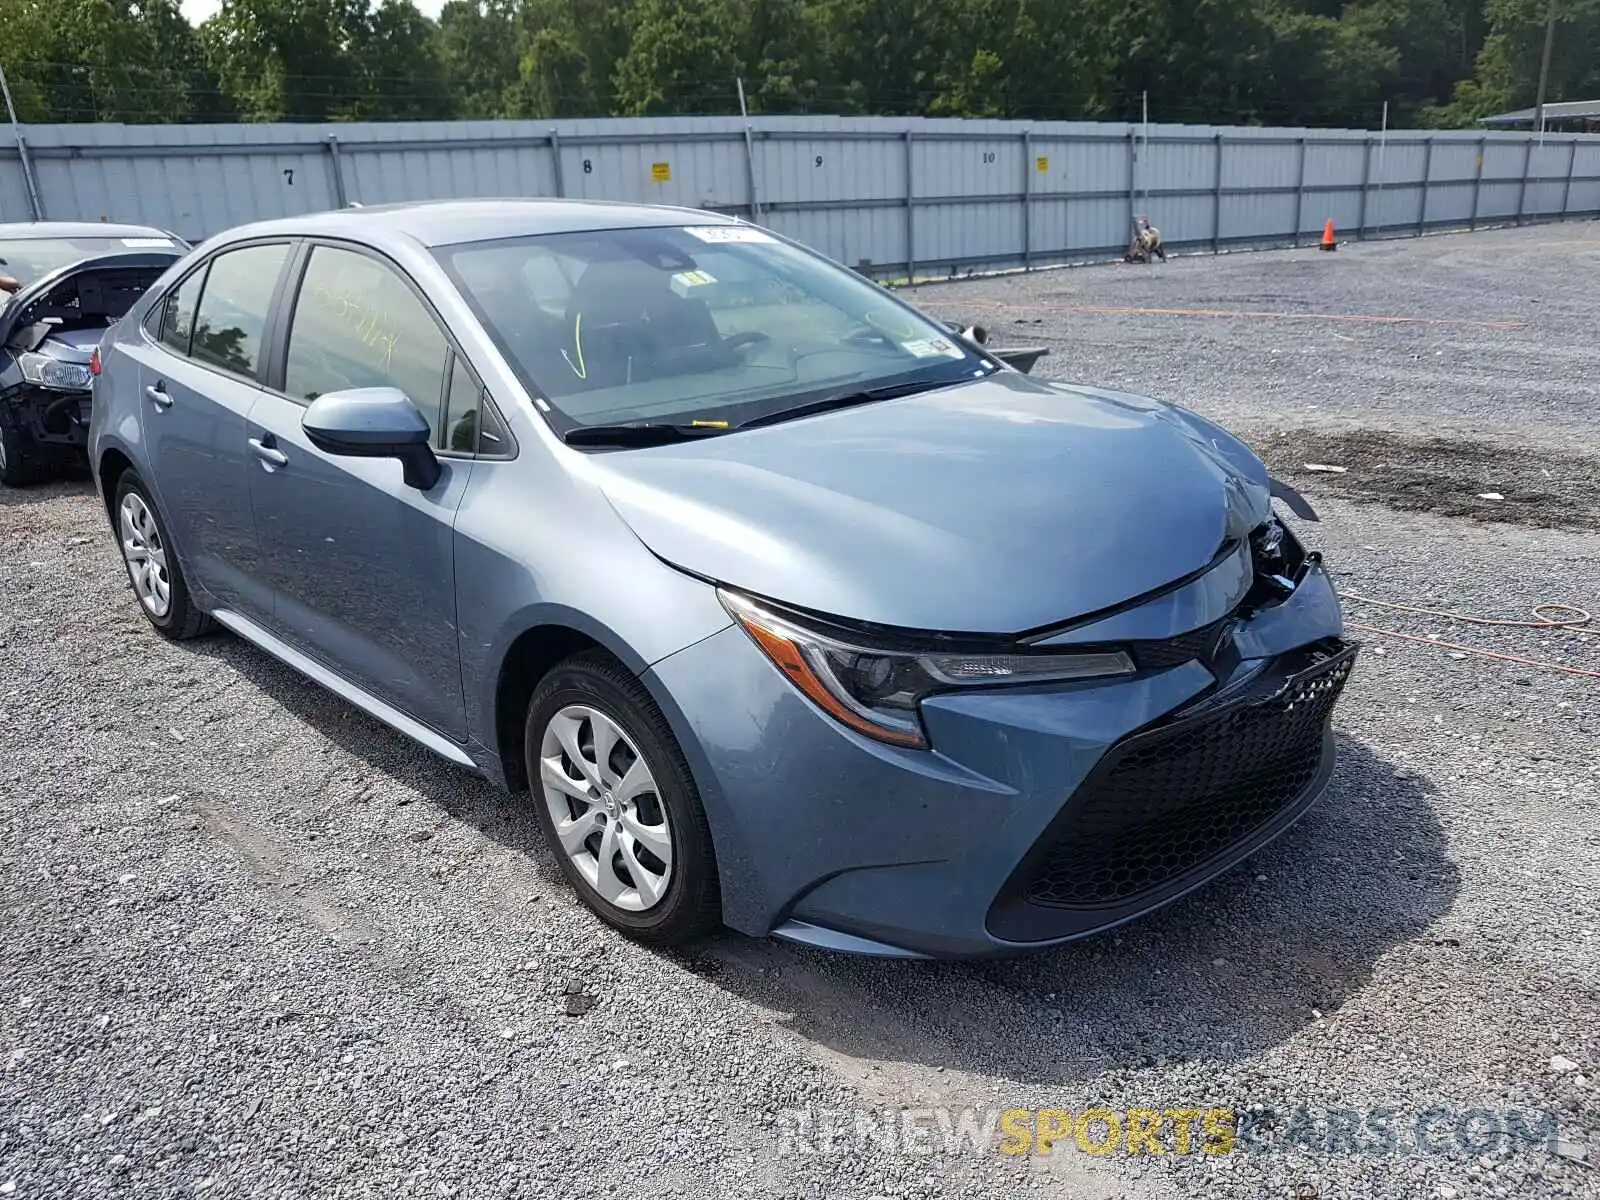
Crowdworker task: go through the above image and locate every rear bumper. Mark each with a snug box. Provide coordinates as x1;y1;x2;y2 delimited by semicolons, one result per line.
644;560;1353;959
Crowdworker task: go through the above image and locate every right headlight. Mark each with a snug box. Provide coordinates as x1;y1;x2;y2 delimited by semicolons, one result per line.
721;590;1135;749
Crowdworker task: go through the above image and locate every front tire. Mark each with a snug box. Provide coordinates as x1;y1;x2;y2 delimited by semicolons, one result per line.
525;651;720;946
113;471;212;640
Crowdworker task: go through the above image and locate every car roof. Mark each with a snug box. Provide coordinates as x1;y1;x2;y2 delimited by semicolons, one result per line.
210;198;744;249
0;220;174;239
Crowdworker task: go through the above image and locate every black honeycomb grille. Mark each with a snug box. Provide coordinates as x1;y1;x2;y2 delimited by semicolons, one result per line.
1024;646;1355;909
1129;618;1229;670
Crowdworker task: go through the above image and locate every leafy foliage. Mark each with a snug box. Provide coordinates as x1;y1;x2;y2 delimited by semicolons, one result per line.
0;0;1591;127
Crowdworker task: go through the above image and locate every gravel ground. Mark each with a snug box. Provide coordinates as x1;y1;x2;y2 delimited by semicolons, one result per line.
3;224;1599;1200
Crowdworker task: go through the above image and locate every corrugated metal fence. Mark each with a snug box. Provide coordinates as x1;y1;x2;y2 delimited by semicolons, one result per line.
4;115;1599;280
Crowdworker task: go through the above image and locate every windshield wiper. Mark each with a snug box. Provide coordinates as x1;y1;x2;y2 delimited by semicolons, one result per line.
738;377;956;430
562;422;733;448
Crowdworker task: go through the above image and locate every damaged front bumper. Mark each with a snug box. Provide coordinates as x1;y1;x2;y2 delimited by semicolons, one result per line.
0;380;94;456
645;547;1355;959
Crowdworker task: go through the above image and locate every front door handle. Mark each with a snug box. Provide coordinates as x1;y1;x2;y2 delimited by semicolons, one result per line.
248;437;288;470
144;384;173;410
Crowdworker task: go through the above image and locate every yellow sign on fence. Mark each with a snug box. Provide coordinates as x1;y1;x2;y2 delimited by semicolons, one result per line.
1036;155;1050;173
651;161;672;183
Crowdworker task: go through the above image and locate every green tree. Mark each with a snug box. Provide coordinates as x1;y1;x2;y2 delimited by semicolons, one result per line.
348;0;452;119
613;0;741;115
1435;0;1600;124
0;0;218;123
200;0;361;121
435;0;520;117
505;0;635;117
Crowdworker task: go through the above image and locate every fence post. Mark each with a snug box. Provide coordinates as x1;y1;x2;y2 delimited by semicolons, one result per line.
1292;136;1307;247
1416;136;1433;237
548;128;566;198
1126;128;1137;240
741;124;761;223
324;135;349;208
0;64;43;220
1562;138;1578;219
903;130;915;283
1021;128;1032;270
1515;137;1533;224
1471;135;1486;230
1212;132;1224;253
1357;136;1373;239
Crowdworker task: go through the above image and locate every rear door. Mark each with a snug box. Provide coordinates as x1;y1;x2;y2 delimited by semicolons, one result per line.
122;241;292;618
245;241;475;740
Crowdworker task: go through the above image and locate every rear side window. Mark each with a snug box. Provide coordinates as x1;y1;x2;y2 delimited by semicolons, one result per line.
154;266;205;355
189;243;290;378
284;245;448;413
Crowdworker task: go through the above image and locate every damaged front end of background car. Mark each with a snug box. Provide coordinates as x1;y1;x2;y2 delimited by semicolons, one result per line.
0;251;182;487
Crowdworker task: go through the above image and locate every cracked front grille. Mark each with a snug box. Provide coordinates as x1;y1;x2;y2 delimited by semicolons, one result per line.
1128;618;1229;670
1024;645;1355;909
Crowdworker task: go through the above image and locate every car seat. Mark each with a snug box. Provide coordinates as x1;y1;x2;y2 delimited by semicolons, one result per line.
563;258;730;389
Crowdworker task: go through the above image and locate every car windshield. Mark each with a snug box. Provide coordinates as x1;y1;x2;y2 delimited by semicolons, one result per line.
433;224;994;431
0;234;180;288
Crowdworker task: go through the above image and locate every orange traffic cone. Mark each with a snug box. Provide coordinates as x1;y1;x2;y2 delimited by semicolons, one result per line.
1320;218;1337;251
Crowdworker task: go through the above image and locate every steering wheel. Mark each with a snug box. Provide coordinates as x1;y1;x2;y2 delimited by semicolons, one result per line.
722;330;770;352
841;326;905;353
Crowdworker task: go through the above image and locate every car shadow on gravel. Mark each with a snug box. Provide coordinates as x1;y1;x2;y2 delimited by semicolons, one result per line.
696;735;1460;1087
0;474;94;508
176;631;1458;1089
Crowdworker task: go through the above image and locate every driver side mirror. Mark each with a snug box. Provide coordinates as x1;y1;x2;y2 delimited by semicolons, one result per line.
302;387;442;491
942;320;989;346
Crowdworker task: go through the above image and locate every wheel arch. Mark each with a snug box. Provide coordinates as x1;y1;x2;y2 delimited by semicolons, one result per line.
487;603;687;791
96;446;136;520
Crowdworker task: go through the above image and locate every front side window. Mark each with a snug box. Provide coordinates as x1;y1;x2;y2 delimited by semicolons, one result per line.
189;243;290;378
285;245;448;415
434;224;992;432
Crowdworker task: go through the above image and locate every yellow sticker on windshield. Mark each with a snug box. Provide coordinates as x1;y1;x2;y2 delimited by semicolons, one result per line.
670;269;716;297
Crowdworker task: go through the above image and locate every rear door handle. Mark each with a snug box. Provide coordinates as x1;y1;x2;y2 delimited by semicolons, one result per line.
144;384;173;410
248;437;288;470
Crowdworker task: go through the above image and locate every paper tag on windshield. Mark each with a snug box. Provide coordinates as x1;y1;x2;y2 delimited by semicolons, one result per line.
121;237;175;248
902;337;964;359
670;268;717;296
682;225;774;244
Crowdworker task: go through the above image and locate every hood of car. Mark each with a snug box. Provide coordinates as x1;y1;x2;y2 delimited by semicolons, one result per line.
588;371;1276;634
35;326;102;362
0;250;183;349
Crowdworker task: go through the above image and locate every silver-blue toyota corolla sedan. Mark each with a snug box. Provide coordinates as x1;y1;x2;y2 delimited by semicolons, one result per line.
89;200;1355;959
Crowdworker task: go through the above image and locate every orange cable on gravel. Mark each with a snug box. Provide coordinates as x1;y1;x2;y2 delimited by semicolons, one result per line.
1337;593;1600;680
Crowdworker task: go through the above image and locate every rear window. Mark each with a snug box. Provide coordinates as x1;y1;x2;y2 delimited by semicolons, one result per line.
0;235;180;286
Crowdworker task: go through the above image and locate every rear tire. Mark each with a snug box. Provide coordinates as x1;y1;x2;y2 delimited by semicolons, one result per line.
0;421;48;487
525;650;720;946
113;471;212;640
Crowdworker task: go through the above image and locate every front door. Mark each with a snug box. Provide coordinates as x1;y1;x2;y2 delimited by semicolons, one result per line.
245;242;472;741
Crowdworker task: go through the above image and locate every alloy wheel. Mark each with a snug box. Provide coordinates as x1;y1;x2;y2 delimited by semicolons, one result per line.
538;704;674;912
119;491;172;619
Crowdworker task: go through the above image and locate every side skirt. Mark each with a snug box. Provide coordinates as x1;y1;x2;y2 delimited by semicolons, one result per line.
209;607;481;770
